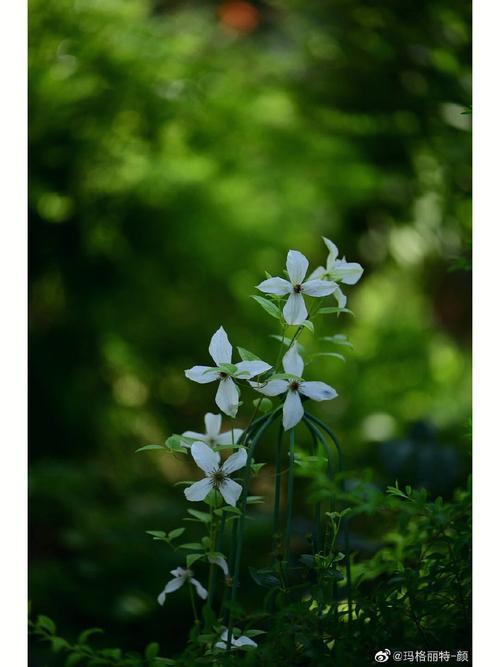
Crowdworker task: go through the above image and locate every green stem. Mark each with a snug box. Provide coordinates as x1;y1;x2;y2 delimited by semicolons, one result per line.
188;580;199;624
272;425;284;565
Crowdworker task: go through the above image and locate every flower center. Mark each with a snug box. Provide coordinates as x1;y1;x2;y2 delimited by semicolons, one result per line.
289;380;300;391
211;469;226;487
219;372;228;380
293;284;303;293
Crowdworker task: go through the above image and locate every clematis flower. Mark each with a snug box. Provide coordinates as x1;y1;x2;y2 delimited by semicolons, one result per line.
215;628;258;650
182;412;244;449
185;327;271;417
250;343;337;431
256;250;337;325
208;553;229;576
184;441;247;507
157;567;207;605
309;237;364;308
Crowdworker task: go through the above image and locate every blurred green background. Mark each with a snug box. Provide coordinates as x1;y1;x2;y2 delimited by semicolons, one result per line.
29;0;471;661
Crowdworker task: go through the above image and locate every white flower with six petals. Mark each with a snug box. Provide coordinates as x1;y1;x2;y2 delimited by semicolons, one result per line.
184;441;247;507
182;412;244;449
251;343;337;431
256;250;337;325
157;567;207;605
185;327;271;417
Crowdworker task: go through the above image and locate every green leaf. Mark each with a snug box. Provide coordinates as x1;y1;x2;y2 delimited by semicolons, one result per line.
145;642;160;660
300;320;314;333
167;527;186;540
251;295;282;320
245;629;267;637
186;553;204;568
247;495;265;504
309;352;346;363
77;628;103;644
51;637;69;653
37;615;56;635
186;509;212;524
153;659;176;666
135;444;166;453
317;307;354;316
146;530;167;539
249;566;281;589
321;334;353;349
237;347;261;361
179;542;203;550
252;397;273;413
65;654;84;667
165;435;189;454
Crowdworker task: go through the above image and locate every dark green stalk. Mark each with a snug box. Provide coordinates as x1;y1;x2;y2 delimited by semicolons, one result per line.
272;425;284;564
284;428;295;569
225;409;281;650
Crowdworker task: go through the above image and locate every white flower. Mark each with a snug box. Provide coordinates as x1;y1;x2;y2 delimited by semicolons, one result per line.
251;343;337;431
184;441;247;507
157;567;207;605
215;627;258;650
185;327;271;417
182;412;244;449
208;553;229;576
256;250;337;325
309;237;364;308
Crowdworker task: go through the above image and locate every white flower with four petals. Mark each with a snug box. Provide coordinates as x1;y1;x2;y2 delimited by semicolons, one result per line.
251;343;337;431
182;412;244;449
309;237;364;308
256;250;337;325
185;327;271;417
184;441;247;507
157;567;207;605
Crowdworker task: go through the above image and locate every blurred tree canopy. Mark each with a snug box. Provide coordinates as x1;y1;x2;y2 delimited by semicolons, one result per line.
29;0;471;660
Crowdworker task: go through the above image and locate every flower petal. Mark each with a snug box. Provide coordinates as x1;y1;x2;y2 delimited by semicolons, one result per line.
222;447;247;475
299;381;338;402
215;377;239;417
334;285;347;308
157;576;185;604
218;478;243;506
283;292;307;325
185;366;219;384
216;428;244;445
234;636;258;648
287;250;309;284
256;277;291;295
204;413;222;439
190;577;208;600
208;554;229;576
209;326;232;365
308;265;326;280
191;441;221;474
234;360;271;378
301;279;336;297
282;343;304;377
323;237;339;269
332;260;364;285
184;477;213;502
249;379;289;396
282;389;304;431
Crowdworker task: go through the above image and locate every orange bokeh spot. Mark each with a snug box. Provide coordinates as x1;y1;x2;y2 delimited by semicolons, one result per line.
218;1;260;34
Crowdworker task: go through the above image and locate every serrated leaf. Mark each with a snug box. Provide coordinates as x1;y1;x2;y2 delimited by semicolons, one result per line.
251;295;282;320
